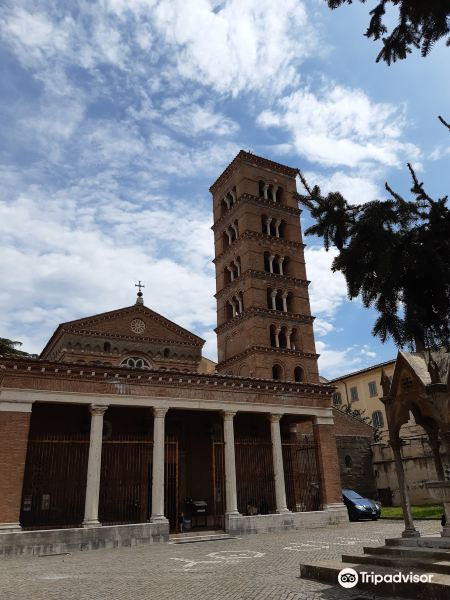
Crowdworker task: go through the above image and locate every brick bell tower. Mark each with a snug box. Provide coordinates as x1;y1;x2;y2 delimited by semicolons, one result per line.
210;151;320;383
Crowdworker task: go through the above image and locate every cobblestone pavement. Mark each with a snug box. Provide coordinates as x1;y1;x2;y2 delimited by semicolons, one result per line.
0;520;440;600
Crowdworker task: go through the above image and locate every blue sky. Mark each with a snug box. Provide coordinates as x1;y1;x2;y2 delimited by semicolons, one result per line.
0;1;449;377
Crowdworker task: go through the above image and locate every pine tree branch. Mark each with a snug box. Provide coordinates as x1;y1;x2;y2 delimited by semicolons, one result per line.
438;115;450;131
297;169;313;196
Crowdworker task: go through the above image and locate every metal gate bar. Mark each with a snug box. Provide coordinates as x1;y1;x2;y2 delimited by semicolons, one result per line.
20;435;89;528
99;436;153;525
282;440;321;512
212;441;225;530
235;438;276;515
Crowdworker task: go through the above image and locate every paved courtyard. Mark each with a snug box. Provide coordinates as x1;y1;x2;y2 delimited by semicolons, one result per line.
0;520;440;600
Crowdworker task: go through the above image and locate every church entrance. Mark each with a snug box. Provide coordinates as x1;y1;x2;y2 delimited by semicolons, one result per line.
166;409;225;533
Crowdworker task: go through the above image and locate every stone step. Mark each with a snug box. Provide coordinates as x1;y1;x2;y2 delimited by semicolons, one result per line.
168;533;236;544
386;536;450;550
342;552;450;575
300;559;450;600
364;544;450;562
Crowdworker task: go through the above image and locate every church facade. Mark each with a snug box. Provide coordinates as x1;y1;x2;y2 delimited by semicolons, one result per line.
0;152;347;554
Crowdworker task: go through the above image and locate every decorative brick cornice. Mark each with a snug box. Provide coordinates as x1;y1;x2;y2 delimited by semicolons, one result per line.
215;307;315;335
215;270;309;300
209;151;298;194
213;230;305;263
216;346;320;370
0;355;333;401
58;329;204;348
212;193;300;231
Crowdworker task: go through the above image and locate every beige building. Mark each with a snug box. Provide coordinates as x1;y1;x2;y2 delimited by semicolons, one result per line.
329;360;396;434
330;359;446;506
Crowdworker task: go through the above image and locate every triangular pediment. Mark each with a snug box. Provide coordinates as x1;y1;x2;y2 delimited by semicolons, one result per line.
41;305;204;358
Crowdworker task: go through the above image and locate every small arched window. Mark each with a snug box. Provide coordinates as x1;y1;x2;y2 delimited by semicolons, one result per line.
372;410;384;428
163;348;170;358
294;366;304;382
272;364;283;380
344;455;352;468
103;342;111;353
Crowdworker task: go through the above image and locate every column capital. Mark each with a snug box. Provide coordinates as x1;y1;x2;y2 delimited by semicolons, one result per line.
222;410;237;421
153;407;168;419
89;404;108;417
269;413;283;423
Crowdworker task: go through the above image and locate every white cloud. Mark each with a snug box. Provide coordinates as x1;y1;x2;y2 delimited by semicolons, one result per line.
258;83;420;168
0;192;216;355
304;246;348;318
150;0;316;96
316;341;379;379
300;169;381;205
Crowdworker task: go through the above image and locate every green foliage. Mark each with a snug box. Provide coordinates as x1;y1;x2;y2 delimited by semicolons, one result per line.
381;504;443;519
0;338;29;356
327;1;450;64
298;120;450;352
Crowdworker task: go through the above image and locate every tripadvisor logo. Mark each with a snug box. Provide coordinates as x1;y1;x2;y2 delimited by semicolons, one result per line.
338;568;358;588
338;567;433;588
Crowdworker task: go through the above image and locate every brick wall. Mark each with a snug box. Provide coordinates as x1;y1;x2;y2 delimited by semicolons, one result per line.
0;411;31;525
313;422;343;506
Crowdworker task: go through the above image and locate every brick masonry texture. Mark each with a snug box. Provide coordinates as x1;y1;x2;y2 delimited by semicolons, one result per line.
0;412;31;524
0;520;439;600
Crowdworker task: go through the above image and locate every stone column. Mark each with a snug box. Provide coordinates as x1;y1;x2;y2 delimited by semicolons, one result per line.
278;256;284;275
281;291;288;312
274;326;281;348
263;183;269;200
234;260;241;277
390;433;419;537
224;196;230;210
223;411;240;516
230;299;237;317
83;404;108;528
0;402;33;531
231;223;238;239
272;185;279;203
151;407;169;523
271;290;277;310
230;190;236;203
269;254;275;273
274;219;281;237
227;266;235;282
269;414;290;513
225;229;233;245
286;328;292;350
266;217;272;235
237;296;243;314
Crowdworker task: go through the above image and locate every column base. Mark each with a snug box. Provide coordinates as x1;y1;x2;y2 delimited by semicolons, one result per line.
276;508;291;514
402;527;420;538
150;515;169;524
82;519;102;528
225;511;242;518
441;525;450;538
323;502;347;511
0;522;22;532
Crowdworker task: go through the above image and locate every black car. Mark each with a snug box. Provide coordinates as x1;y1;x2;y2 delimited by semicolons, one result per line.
342;489;381;521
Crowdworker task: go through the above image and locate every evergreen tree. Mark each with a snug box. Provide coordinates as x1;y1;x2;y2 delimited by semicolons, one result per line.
0;338;29;356
297;118;450;352
326;1;450;64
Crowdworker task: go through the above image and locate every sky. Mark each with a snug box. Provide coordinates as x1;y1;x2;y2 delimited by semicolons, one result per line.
0;1;449;378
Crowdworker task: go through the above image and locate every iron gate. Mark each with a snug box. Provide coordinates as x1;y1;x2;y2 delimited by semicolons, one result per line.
212;441;225;530
282;440;321;511
235;438;276;515
20;434;89;528
20;435;179;529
